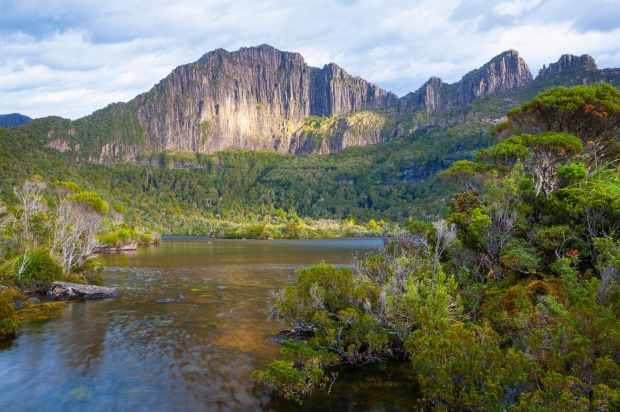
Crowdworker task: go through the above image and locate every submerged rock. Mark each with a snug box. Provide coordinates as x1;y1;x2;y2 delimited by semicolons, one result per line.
157;295;187;303
47;282;118;301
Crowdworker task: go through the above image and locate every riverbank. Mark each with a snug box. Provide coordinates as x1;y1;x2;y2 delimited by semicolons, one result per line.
161;215;388;239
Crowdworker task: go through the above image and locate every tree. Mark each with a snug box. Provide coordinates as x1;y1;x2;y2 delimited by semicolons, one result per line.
12;177;47;248
430;219;456;279
484;132;583;197
594;237;620;304
520;132;583;197
439;160;492;193
495;83;620;169
51;191;108;273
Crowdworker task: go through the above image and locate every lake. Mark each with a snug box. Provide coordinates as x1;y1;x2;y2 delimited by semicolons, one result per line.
0;237;417;411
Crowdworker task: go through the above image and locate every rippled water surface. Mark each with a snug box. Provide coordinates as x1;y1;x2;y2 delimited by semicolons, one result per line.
0;237;417;411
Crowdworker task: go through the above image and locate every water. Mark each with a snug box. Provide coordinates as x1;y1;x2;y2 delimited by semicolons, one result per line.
0;237;417;411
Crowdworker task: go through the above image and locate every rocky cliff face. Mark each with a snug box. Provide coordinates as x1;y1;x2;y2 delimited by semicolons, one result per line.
455;50;533;106
38;46;617;163
130;45;397;155
537;54;597;79
399;50;533;114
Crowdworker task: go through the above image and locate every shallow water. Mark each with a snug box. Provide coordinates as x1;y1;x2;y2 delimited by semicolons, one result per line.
0;237;417;411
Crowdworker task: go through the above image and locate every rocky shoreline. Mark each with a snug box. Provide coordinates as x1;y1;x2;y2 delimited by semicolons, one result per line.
45;282;119;301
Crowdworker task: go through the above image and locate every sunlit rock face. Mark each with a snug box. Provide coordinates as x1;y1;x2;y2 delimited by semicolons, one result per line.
132;44;397;154
537;54;597;79
399;50;533;114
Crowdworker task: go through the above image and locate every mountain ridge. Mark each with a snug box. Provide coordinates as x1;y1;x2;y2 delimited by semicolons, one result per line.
16;45;620;163
0;113;32;128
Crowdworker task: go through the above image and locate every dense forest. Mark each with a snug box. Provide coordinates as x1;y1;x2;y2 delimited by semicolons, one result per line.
253;83;620;410
0;109;490;235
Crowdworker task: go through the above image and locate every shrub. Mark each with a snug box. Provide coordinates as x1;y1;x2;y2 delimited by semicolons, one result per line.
0;287;21;338
0;248;62;289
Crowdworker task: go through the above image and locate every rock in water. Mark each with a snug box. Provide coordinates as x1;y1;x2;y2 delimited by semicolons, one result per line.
47;282;118;301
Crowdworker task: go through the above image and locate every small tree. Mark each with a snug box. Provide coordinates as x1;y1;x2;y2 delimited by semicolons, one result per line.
52;191;108;273
13;177;47;248
495;83;620;169
485;132;583;197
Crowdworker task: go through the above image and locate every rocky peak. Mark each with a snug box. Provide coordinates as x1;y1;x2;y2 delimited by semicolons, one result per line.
399;51;533;114
455;50;533;105
0;113;32;128
311;63;398;117
417;76;445;113
198;44;306;69
123;45;398;156
537;54;597;79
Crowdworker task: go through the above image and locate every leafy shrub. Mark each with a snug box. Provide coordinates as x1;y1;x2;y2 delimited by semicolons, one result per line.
252;340;338;404
0;287;21;338
0;249;62;289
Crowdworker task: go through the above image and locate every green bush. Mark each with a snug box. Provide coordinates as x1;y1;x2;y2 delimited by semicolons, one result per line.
0;288;21;338
0;249;62;289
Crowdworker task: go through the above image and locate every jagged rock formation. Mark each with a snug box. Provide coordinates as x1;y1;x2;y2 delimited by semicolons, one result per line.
0;113;31;128
33;46;619;163
455;50;533;106
125;45;397;156
537;54;597;79
400;50;533;114
409;77;445;113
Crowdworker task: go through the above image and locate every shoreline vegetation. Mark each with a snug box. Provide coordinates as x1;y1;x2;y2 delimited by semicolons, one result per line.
0;176;383;339
253;84;620;410
162;213;386;239
0;177;160;339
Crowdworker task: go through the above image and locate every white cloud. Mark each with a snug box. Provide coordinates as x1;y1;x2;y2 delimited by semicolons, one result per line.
0;0;619;119
493;0;542;17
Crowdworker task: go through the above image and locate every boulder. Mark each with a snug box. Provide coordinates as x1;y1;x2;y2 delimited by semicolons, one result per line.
47;282;118;301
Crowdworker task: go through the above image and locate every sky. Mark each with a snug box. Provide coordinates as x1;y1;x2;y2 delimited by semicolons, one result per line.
1;0;619;120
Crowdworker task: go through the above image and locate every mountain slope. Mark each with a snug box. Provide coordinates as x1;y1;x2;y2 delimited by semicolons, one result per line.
31;45;399;162
3;48;620;230
0;113;32;128
18;46;554;163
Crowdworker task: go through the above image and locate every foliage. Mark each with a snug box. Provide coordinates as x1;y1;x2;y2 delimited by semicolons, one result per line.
496;83;620;168
0;287;21;338
255;84;620;409
0;248;62;289
252;340;339;404
407;322;534;410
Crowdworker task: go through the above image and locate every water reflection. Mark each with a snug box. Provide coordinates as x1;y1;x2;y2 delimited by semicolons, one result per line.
0;238;417;411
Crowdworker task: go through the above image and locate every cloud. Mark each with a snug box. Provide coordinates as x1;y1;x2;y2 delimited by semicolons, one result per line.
493;0;542;17
1;0;619;119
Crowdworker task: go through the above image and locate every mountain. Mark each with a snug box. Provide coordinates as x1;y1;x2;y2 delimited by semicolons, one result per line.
32;45;398;162
34;46;619;164
400;50;533;114
22;46;547;163
0;113;31;128
2;48;620;229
